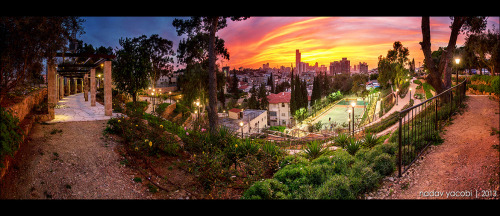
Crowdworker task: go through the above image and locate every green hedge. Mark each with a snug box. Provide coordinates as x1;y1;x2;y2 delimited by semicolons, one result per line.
422;83;435;99
0;107;22;167
242;140;400;199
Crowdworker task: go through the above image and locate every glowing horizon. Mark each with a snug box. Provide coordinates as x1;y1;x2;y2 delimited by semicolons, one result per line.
218;17;499;70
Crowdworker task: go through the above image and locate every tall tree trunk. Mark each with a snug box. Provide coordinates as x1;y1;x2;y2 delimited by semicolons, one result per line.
421;16;466;94
420;16;445;94
208;17;219;134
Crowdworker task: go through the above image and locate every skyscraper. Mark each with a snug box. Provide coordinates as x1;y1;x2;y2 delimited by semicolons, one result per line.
296;49;301;74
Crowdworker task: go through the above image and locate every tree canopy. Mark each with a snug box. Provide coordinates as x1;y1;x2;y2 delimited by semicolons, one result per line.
0;16;84;103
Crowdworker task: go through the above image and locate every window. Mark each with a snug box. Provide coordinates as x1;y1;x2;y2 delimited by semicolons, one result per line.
282;113;285;116
282;103;285;107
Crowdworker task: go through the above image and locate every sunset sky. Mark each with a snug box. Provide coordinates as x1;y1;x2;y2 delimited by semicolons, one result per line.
81;16;499;70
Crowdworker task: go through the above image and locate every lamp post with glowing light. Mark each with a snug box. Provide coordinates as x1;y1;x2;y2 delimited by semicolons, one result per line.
348;109;351;134
351;102;355;136
151;92;155;113
409;87;412;100
455;58;460;84
396;88;399;105
240;121;244;138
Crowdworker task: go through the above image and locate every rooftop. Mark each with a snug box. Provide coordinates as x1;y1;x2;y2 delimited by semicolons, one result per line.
220;109;267;130
267;91;291;104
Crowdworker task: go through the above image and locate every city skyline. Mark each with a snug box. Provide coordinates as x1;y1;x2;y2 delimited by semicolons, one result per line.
81;16;500;71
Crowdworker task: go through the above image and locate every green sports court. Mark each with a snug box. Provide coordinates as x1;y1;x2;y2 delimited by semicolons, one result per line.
312;98;366;128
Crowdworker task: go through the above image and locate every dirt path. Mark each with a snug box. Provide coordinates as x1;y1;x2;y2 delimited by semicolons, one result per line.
369;96;499;199
0;120;152;199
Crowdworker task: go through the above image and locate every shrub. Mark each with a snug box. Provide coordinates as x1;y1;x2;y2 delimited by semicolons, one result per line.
362;133;381;149
348;161;381;194
242;178;289;199
315;175;355;200
279;155;310;169
125;101;148;117
333;133;349;148
327;150;356;175
372;153;395;176
304;140;327;160
0;107;22;167
345;138;362;155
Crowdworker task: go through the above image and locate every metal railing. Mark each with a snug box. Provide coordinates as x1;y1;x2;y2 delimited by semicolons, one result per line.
396;80;467;176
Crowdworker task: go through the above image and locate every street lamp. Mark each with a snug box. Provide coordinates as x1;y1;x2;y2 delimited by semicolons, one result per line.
240;121;244;138
151;92;155;113
351;102;355;136
409;87;412;100
455;58;460;84
169;91;172;104
196;101;200;122
348;109;352;134
396;88;399;105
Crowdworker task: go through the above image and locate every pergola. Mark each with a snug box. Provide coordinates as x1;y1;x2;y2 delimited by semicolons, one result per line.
46;53;115;119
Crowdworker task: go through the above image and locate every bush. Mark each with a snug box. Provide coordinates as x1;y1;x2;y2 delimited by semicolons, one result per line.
304;140;327;160
0;107;22;167
345;138;362;155
362;133;381;149
315;175;355;199
125;101;148;117
269;125;286;133
348;161;381;194
333;133;350;148
242;179;289;199
372;153;395;176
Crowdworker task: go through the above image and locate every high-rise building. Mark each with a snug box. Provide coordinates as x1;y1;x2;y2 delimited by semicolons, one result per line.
359;62;368;73
296;49;301;74
340;58;350;74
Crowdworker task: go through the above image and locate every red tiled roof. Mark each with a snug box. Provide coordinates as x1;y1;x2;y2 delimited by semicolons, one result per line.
267;92;291;104
238;85;249;90
229;108;242;113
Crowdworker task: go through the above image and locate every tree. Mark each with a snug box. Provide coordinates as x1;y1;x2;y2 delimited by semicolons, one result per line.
144;34;175;87
113;36;152;103
464;28;499;76
173;16;248;134
377;41;410;89
257;83;269;110
420;16;487;94
231;69;239;95
0;16;84;103
294;108;307;125
247;85;259;109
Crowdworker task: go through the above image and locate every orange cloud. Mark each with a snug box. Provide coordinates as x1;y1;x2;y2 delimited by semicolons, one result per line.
220;17;496;70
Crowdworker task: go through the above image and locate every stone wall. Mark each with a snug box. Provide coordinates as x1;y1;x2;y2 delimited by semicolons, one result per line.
160;103;176;119
1;88;48;180
5;88;47;123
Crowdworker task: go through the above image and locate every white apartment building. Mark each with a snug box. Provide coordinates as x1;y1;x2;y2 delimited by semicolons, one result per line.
267;92;292;127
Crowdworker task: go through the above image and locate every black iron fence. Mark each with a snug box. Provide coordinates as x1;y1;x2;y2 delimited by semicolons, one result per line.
396;80;467;176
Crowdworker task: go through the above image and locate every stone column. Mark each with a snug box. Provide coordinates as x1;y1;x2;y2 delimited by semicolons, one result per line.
65;78;70;96
47;58;56;119
91;68;96;106
72;78;77;94
104;60;112;116
59;76;64;99
79;78;83;93
56;74;59;101
84;74;88;101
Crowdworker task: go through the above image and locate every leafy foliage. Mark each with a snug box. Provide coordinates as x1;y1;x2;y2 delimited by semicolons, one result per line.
0;107;22;167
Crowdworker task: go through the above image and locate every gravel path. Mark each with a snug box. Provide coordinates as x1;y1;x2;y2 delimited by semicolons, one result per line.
368;96;499;199
0;120;152;199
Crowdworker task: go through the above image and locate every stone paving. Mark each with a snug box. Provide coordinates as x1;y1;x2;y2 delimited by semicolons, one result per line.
47;93;120;123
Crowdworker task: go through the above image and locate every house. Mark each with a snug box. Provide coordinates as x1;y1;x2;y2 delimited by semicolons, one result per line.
267;91;292;127
221;108;268;137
